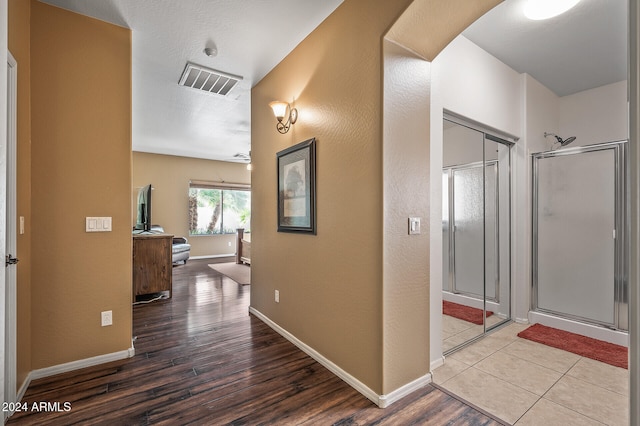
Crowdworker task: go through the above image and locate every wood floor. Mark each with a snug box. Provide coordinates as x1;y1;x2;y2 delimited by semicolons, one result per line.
9;259;505;425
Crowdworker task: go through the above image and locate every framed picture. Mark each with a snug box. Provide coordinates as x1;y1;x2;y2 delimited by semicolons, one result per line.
277;138;316;234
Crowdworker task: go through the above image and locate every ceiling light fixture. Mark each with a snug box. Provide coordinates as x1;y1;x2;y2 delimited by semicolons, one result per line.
523;0;581;20
269;101;298;134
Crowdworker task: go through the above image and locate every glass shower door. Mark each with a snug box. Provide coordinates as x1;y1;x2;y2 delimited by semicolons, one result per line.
452;164;486;299
533;143;625;329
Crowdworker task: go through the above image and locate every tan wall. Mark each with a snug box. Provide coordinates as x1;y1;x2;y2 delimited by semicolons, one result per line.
132;152;251;257
8;0;32;389
381;40;431;393
30;1;132;368
251;0;414;394
251;0;499;397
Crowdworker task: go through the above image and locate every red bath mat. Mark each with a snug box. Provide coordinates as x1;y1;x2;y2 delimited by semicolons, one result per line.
517;323;628;369
443;301;493;325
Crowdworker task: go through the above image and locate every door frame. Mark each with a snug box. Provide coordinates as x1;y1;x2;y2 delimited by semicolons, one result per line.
3;49;18;417
0;0;8;412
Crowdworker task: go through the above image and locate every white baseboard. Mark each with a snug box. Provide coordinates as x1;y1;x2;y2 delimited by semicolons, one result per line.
29;346;135;382
430;356;445;371
16;372;32;403
11;344;135;418
13;343;134;418
191;254;235;260
249;307;431;408
379;372;432;408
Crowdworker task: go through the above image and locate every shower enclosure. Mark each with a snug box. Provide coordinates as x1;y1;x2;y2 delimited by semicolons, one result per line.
532;141;628;331
442;116;513;353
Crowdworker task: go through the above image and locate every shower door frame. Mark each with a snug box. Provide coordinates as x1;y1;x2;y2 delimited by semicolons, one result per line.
531;140;628;331
444;160;500;304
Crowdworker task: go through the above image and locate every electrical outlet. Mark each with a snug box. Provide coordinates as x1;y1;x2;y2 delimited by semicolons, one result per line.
275;290;280;303
101;310;113;326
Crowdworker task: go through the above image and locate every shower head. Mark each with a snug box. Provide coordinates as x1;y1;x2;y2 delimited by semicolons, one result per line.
544;132;577;149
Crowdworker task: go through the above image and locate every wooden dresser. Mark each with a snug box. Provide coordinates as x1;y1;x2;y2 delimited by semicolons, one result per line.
133;233;173;299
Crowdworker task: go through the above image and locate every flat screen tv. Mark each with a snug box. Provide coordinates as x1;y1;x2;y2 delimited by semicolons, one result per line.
134;184;152;232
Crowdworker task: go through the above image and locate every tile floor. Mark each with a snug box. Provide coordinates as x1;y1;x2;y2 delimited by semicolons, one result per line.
434;321;630;425
442;311;504;353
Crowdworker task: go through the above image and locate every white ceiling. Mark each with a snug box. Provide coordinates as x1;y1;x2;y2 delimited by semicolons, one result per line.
40;0;344;162
39;0;626;162
464;0;627;97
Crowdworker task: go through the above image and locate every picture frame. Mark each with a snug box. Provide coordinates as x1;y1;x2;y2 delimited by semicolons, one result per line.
277;138;316;234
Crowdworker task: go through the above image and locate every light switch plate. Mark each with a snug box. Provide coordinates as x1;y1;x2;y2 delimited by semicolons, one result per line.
86;217;113;232
409;217;421;235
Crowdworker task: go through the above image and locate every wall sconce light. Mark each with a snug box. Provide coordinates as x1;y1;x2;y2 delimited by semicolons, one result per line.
269;101;298;134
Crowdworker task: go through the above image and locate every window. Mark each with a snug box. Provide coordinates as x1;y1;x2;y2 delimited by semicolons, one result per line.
188;181;250;236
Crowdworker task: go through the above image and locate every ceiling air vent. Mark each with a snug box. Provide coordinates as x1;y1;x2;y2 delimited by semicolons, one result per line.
178;62;242;96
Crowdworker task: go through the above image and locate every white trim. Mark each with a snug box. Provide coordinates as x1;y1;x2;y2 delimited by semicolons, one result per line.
4;371;34;419
5;50;18;414
249;307;432;408
0;0;9;412
378;372;432;409
16;371;32;404
528;311;628;347
190;254;235;260
29;346;135;381
629;1;639;423
9;344;134;419
430;356;445;371
248;307;381;405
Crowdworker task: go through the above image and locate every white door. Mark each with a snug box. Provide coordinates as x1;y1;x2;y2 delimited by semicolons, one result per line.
3;49;17;417
0;0;9;413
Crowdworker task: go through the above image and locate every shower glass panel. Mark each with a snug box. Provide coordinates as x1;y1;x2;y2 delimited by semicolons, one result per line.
447;161;500;302
533;142;626;330
453;164;486;299
442;116;512;354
